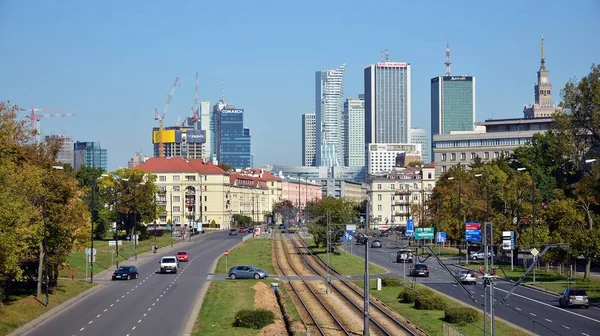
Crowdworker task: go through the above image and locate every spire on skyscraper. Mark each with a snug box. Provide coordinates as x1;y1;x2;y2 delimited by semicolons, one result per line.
382;48;390;62
220;79;226;103
445;44;451;76
540;34;546;69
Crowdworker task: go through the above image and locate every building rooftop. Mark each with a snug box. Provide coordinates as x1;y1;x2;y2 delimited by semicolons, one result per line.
135;157;226;174
479;117;553;126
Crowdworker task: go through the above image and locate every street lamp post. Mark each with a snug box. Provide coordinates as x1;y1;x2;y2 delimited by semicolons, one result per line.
517;167;536;283
447;176;465;264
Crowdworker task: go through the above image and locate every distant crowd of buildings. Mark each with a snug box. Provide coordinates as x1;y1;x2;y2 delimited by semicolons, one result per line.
46;136;108;171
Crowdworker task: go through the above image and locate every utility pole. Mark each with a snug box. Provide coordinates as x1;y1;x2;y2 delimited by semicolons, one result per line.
91;183;96;283
532;178;537;283
326;210;331;294
364;234;370;336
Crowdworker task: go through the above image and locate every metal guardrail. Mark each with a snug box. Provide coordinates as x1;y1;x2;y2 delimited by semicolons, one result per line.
443;323;468;336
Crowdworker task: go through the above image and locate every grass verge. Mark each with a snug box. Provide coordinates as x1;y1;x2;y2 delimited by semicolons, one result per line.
354;280;529;336
461;263;600;302
61;235;178;278
214;238;275;275
0;280;94;335
306;238;387;275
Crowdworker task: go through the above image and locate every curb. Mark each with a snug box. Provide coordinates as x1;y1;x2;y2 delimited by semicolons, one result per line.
183;236;249;335
9;284;105;336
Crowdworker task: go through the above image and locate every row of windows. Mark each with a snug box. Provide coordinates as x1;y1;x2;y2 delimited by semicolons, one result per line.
441;150;511;162
435;138;531;148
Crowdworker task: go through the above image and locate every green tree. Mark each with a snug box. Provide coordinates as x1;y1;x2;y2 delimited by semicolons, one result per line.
308;197;357;249
232;214;252;226
218;163;235;172
272;200;296;223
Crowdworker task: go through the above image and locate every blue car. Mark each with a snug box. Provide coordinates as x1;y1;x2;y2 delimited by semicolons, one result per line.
228;265;268;280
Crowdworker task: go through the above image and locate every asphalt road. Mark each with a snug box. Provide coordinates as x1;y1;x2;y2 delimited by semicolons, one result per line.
24;231;241;336
342;240;600;336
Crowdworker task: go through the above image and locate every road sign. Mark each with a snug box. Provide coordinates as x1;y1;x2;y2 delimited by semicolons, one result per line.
502;231;515;250
224;250;229;256
344;230;355;242
84;248;97;256
465;222;482;243
406;219;414;237
416;227;434;240
530;248;540;257
108;240;122;246
437;232;447;243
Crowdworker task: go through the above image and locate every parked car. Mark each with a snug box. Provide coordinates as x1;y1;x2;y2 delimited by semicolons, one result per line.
112;265;139;280
228;265;268;280
455;270;478;285
247;227;254;233
159;256;179;274
409;263;429;277
176;251;189;262
396;249;413;263
229;228;238;236
239;227;247;233
559;289;589;308
470;250;494;260
370;239;382;248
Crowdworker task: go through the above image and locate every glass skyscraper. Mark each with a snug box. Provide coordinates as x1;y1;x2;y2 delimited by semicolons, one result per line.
343;95;365;166
430;76;475;135
364;61;412;145
315;65;345;167
215;108;251;169
73;141;107;170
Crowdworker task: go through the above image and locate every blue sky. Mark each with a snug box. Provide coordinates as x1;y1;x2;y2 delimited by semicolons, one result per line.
1;0;599;170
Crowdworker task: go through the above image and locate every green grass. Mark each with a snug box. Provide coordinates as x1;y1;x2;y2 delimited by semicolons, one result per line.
462;263;600;302
0;280;94;335
279;283;301;322
214;238;275;275
61;235;177;278
306;239;387;275
193;280;263;336
354;280;529;336
435;246;461;257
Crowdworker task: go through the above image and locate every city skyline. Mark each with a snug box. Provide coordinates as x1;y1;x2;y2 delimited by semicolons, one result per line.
1;1;599;170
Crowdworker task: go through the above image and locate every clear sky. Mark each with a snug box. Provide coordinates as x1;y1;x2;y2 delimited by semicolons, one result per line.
1;0;599;170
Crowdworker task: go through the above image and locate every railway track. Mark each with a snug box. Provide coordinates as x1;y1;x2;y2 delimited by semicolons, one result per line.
273;235;352;336
290;233;422;336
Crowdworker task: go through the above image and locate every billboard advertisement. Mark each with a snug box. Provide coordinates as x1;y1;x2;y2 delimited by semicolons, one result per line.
152;130;177;144
186;130;206;143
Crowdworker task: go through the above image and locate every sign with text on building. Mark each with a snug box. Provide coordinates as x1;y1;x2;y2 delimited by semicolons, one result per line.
221;109;244;114
376;62;407;68
185;130;206;144
465;222;482;243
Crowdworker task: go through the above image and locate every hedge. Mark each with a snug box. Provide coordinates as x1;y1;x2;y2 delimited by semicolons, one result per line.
382;277;402;287
444;307;479;325
233;309;275;329
414;291;448;310
398;287;430;303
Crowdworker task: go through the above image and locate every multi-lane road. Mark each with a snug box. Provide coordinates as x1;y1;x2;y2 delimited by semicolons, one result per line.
344;238;600;336
22;231;241;336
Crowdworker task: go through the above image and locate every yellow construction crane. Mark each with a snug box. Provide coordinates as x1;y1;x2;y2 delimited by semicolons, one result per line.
154;77;179;158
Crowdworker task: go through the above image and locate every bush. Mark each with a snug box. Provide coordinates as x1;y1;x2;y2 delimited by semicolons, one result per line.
382;277;402;287
399;288;422;303
147;229;164;237
414;292;448;310
444;307;478;325
233;309;275;329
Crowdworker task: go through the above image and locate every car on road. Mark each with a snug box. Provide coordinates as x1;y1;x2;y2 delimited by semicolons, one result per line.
239;227;247;233
228;265;268;279
455;270;478;285
356;235;368;245
229;228;238;235
470;250;494;260
248;227;254;233
278;224;286;230
112;265;139;280
559;288;589;309
176;251;189;262
370;239;382;248
409;263;429;277
159;256;179;274
396;249;413;263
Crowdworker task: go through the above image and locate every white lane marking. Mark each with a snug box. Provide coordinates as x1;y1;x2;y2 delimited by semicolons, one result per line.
96;314;101;318
127;292;130;294
103;309;107;312
121;295;125;298
88;321;93;324
132;326;136;330
138;319;142;323
143;313;147;317
545;318;552;322
79;327;84;331
148;308;151;311
515;307;522;311
152;303;156;306
562;325;570;329
116;299;120;302
530;313;537;316
110;304;114;307
160;294;163;297
156;298;160;301
582;333;590;336
493;287;600;324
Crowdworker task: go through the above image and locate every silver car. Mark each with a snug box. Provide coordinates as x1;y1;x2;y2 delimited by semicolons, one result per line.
371;240;382;248
559;289;589;308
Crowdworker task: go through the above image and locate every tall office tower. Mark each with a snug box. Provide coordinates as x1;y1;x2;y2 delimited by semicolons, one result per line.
45;134;74;166
410;127;430;164
215;106;251;169
200;101;211;159
343;95;365;166
364;58;412;145
210;99;227;162
302;113;317;166
73;142;107;170
523;35;562;118
315;64;345;167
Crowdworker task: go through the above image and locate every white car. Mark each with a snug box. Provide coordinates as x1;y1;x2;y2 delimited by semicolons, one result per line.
470;250;494;260
455;270;478;285
159;256;179;274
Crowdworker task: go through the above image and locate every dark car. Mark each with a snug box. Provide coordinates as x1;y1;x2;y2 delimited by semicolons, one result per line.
396;249;413;263
112;265;139;280
356;235;368;245
278;224;286;230
228;265;268;280
370;239;382;248
559;289;589;308
229;228;238;236
247;227;254;233
409;263;429;277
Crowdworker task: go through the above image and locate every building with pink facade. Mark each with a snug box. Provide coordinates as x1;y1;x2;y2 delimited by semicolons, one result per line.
281;178;322;208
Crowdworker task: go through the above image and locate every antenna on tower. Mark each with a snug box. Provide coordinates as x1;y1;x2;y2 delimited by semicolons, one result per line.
221;79;225;103
381;48;390;62
445;43;451;76
541;33;545;64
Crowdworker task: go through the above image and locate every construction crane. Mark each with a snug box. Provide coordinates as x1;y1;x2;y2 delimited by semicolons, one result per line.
18;106;76;143
192;72;200;130
154;77;179;158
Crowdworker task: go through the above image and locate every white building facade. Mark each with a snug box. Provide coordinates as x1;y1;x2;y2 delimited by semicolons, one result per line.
302;113;317;166
315;65;345;167
343;96;365;167
367;143;422;175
